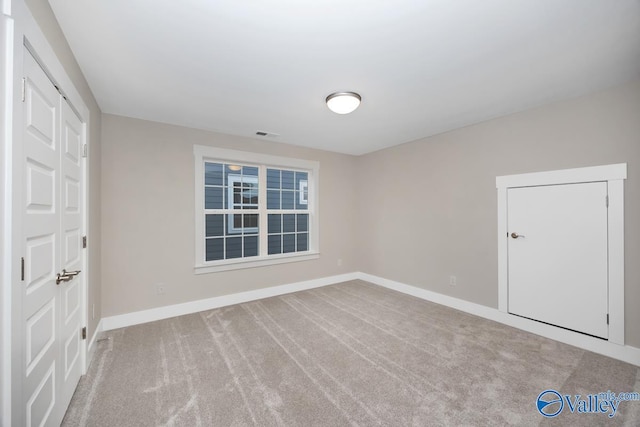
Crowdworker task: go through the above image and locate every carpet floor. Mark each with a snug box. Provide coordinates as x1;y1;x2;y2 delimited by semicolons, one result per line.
62;280;640;426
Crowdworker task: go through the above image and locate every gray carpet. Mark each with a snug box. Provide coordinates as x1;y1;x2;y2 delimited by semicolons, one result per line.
62;280;640;426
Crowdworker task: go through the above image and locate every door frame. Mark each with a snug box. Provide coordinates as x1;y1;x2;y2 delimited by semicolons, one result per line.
496;163;627;345
2;0;91;425
1;1;14;425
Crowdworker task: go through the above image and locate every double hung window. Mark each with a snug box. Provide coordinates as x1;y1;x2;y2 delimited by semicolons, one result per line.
194;146;319;273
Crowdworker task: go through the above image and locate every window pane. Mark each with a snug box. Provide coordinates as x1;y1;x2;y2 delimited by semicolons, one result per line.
283;214;295;233
243;214;259;231
295;171;308;188
244;236;258;257
206;214;224;237
267;169;280;189
205;163;223;186
297;233;308;251
206;238;224;261
232;214;243;231
268;214;281;234
295;190;305;210
225;165;240;191
242;180;259;205
243;166;258;177
296;214;308;232
282;170;295;190
267;190;280;209
268;235;282;255
226;237;242;259
282;191;294;209
205;187;223;209
283;234;295;253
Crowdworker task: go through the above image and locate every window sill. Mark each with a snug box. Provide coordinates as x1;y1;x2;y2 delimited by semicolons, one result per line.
194;251;320;274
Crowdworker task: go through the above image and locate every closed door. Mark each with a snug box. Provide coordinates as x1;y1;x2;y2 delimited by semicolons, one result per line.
507;182;608;339
59;96;84;414
18;49;84;427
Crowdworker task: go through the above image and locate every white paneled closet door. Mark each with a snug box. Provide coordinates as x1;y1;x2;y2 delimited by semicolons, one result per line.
19;49;84;427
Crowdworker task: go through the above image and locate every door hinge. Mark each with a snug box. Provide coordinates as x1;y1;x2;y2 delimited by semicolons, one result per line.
21;257;25;281
21;77;26;102
82;236;87;249
605;195;609;208
82;144;88;158
81;327;87;340
606;314;609;325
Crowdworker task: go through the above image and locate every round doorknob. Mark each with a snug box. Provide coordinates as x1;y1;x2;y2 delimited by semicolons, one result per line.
511;232;525;239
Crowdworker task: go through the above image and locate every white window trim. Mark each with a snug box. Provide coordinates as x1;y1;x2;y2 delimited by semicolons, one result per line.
496;163;626;345
194;145;320;274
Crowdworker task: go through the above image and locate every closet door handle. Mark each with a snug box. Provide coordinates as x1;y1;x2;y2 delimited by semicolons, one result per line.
510;232;525;239
56;269;81;285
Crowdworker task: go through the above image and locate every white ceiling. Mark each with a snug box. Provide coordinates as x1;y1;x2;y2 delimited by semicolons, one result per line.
48;0;640;155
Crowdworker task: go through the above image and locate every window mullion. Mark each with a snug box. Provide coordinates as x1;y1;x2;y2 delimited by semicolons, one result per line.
259;165;268;257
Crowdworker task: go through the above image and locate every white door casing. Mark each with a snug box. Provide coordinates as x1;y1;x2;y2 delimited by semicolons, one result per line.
497;164;626;345
0;7;11;426
18;48;84;427
507;182;608;339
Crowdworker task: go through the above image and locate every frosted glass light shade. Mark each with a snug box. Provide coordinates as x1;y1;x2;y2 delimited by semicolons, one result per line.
326;92;361;114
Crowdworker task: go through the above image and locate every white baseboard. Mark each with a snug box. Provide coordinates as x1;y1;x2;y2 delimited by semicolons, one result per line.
102;272;359;331
359;273;640;367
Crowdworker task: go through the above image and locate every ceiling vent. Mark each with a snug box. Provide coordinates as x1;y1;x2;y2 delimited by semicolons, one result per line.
256;131;280;137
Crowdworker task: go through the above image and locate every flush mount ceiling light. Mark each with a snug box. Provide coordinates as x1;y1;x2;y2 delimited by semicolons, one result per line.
326;92;361;114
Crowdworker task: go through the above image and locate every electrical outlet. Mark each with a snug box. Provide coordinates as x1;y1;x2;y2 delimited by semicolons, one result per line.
337;258;343;266
449;275;457;286
155;283;166;295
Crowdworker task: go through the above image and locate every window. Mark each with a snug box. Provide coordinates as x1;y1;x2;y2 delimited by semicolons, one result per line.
194;145;319;273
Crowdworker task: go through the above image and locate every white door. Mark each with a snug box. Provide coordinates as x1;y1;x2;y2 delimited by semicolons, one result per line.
59;98;84;414
507;182;608;339
19;49;84;427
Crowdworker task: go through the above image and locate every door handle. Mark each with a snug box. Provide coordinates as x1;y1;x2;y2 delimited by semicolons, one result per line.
56;269;81;285
510;232;525;239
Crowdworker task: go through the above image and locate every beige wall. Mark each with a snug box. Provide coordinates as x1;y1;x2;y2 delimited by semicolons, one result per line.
24;0;102;339
103;80;640;347
356;78;640;347
25;0;637;349
100;114;357;317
